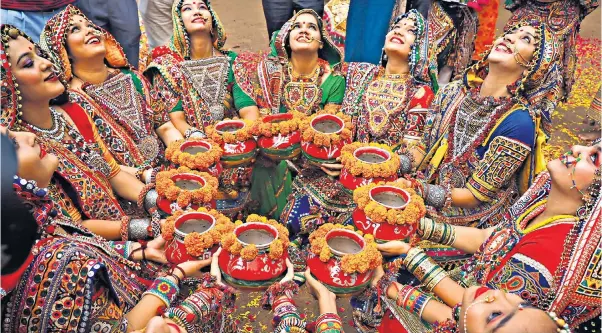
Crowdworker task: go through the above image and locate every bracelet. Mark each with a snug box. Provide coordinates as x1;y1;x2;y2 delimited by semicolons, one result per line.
170;265;187;280
148;208;161;238
416;294;433;319
120;216;131;241
129;218;151;240
166;323;182;333
136;165;152;182
398;153;414;175
424;267;447;292
179;292;211;323
163;307;195;333
184;127;205;139
452;302;463;323
143;277;180;308
137;183;155;211
418;219;456;246
315;313;343;333
424;184;448;208
170;273;181;286
127;243;147;261
396;284;416;307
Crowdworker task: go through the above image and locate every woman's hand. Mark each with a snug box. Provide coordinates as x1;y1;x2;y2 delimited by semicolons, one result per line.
210;247;224;286
394;178;413;188
280;259;295;283
175;257;212;279
376;241;411;256
371;265;385;287
144;236;168;264
320;157;343;177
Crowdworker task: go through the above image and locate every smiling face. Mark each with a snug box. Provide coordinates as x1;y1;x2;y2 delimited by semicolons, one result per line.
181;0;213;36
383;17;418;61
547;143;601;200
288;12;322;55
6;35;65;104
10;131;58;188
488;26;537;73
460;287;559;333
65;15;105;64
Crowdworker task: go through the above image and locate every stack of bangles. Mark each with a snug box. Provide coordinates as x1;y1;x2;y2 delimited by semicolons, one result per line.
403;247;448;292
142;275;180;315
397;150;415;175
273;296;307;332
409;179;452;209
163;291;211;333
417;218;456;246
393;284;433;319
315;313;343;333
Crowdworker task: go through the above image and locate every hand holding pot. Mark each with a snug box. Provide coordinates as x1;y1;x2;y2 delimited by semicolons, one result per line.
131;236;168;264
210;247;224;286
320;157;343;177
376;241;411;256
175;257;212;279
279;259;295;283
305;268;337;314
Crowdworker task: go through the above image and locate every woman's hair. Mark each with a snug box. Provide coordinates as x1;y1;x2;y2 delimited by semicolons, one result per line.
0;134;39;274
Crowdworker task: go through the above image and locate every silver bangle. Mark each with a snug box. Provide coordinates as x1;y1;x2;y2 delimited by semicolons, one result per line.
425;184;447;208
398;154;413;175
144;189;158;213
184;127;205;139
129;218;151;240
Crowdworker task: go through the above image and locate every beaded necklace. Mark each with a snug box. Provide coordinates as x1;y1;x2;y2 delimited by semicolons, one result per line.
365;71;413;138
282;62;324;114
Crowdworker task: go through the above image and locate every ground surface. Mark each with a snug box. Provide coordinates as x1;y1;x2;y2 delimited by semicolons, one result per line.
205;1;601;331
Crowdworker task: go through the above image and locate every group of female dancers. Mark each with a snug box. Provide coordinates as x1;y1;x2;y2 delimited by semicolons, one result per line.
0;0;600;332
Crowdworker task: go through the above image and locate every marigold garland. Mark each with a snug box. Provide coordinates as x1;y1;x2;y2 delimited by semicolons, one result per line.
220;214;290;261
165;139;223;170
161;207;235;257
299;110;353;147
309;223;382;274
156;167;219;208
253;111;306;137
340;142;401;179
353;181;426;225
205;118;257;145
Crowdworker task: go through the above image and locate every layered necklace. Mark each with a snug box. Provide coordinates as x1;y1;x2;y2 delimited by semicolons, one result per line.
24;107;112;178
282;62;323;115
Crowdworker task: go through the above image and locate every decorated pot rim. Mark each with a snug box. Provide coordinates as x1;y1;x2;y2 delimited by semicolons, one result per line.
353;146;391;165
234;222;279;250
325;229;365;257
262;113;294;123
215;119;246;135
173;211;216;239
179;140;213;153
368;185;411;210
310;114;344;135
170;173;207;188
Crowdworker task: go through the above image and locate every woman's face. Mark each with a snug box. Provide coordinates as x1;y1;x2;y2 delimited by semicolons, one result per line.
460;287;558;333
6;36;65;103
10;131;57;188
548;143;601;198
181;0;213;36
383;17;418;60
488;26;537;72
65;14;106;63
288;13;322;55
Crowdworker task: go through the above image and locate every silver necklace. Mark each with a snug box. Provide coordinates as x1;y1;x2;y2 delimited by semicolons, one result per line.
28;107;66;141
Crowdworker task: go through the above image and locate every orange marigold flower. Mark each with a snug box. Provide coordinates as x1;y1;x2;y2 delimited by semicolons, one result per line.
240;244;258;261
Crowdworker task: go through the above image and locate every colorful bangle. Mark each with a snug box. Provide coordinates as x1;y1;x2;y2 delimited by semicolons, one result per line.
315;313;343;333
120;216;131;241
424;268;448;292
452;302;463;323
148;208;161;238
143;277;180;308
137;183;155;211
417;294;432;319
163;307;194;333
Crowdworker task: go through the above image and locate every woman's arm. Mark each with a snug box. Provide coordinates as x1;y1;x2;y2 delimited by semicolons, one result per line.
386;281;453;324
169;111;192;136
155;121;184;145
109;170;145;203
239;106;260;121
82;219;121;240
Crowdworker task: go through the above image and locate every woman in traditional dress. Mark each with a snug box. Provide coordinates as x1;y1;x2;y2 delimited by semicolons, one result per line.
144;0;252;218
232;9;345;218
0;131;239;333
0;25;159;241
40;5;183;176
280;10;434;239
399;23;561;231
145;0;237;138
352;143;601;332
